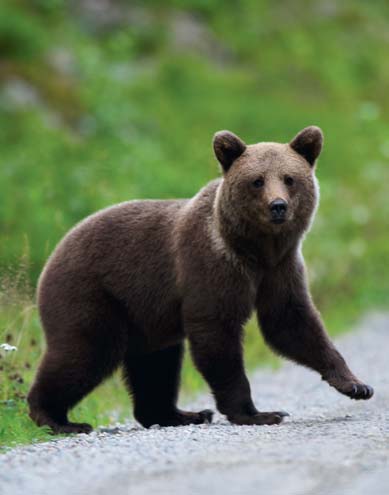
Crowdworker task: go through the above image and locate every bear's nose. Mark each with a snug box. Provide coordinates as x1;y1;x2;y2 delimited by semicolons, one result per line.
269;199;288;220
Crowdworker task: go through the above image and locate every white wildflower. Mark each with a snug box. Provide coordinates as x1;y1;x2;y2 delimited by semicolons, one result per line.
0;343;18;352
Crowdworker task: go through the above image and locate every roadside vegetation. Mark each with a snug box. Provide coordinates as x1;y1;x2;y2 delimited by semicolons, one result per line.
1;0;389;448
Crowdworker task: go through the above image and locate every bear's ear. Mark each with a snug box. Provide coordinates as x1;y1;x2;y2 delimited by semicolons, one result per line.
213;130;247;173
289;126;323;166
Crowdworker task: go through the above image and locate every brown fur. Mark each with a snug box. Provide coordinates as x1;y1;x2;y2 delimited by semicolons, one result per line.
28;126;373;434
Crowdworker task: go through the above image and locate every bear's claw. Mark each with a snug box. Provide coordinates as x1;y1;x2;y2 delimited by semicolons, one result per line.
349;383;374;400
51;422;93;435
337;382;374;400
228;411;289;426
139;408;214;428
199;409;214;423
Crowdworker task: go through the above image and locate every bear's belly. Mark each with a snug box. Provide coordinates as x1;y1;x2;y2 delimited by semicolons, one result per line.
126;297;184;353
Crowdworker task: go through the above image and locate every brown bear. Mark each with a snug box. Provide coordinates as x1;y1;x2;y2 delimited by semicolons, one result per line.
28;126;373;434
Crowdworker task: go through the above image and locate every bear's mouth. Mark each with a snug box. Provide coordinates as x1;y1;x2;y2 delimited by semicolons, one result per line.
271;218;286;225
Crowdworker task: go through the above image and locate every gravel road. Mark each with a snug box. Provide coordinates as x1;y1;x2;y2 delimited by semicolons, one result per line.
1;312;388;495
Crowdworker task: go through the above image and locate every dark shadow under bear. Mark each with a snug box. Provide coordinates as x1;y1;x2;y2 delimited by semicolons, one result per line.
28;126;373;434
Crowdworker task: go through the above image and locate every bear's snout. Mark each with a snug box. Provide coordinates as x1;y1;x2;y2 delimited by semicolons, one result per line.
269;199;288;223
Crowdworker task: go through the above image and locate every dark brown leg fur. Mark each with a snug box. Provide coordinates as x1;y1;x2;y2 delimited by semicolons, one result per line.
123;343;213;428
257;257;374;401
28;295;127;434
258;306;373;400
186;320;287;426
28;342;123;434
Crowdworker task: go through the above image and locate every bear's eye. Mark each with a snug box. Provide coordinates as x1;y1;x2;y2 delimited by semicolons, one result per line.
284;176;294;186
252;178;264;189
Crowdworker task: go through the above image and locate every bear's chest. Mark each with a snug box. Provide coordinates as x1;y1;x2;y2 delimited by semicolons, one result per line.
217;266;260;324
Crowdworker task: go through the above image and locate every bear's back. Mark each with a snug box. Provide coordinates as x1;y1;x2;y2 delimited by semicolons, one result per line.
39;198;186;293
37;183;221;347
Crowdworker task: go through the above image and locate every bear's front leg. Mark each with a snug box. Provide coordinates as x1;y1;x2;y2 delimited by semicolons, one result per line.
257;252;374;401
185;317;287;426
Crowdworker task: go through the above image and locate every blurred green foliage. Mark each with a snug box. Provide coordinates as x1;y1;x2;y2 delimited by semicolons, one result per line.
1;0;389;447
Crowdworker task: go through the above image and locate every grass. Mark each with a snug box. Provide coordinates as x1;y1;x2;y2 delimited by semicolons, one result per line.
1;0;389;449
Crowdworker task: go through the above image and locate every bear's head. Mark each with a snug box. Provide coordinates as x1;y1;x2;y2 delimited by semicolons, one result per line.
213;126;323;237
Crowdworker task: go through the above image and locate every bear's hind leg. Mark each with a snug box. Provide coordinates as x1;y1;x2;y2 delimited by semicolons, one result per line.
123;343;213;428
29;354;97;433
28;353;93;435
28;304;127;434
28;340;123;434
